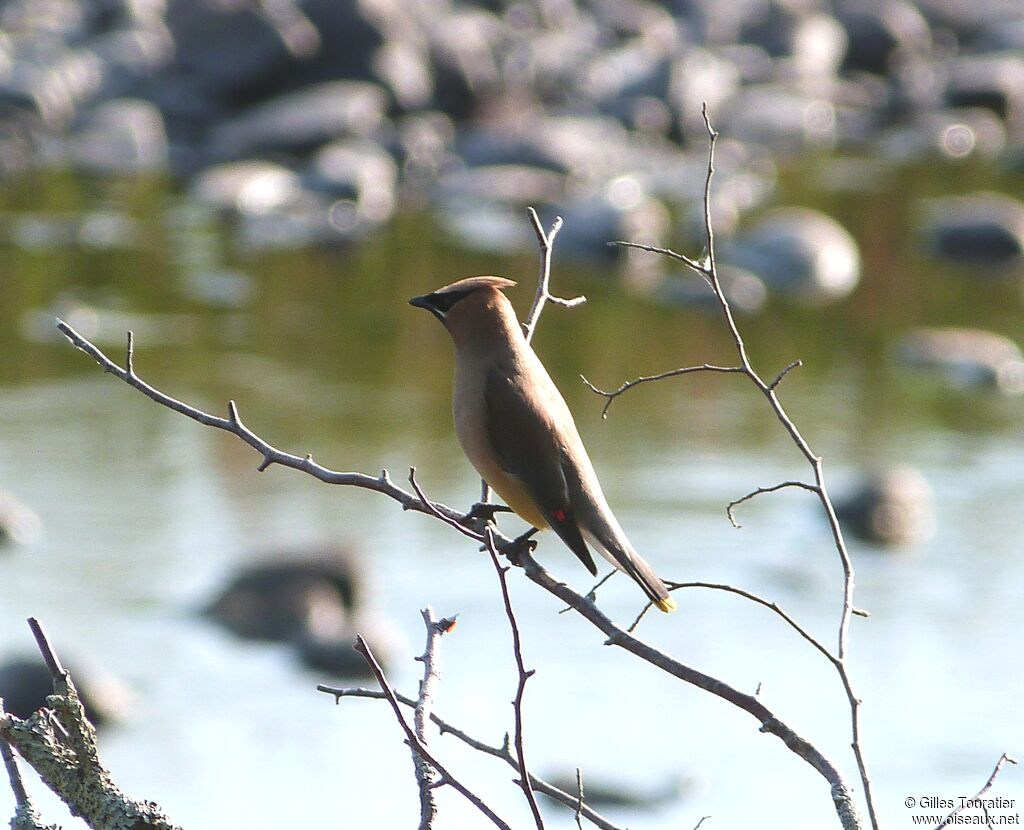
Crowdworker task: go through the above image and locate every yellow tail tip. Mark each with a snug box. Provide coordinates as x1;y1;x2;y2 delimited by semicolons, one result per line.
655;596;677;613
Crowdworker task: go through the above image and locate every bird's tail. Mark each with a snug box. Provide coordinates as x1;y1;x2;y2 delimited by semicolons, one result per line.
581;528;676;613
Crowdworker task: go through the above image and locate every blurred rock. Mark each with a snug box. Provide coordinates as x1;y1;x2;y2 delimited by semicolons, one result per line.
435;162;568;254
296;610;403;678
836;0;932;75
0;656;132;726
651;264;768;314
180;269;255;308
543;770;689;809
307;138;399;225
236;190;365;251
207;81;389;159
203;547;364;642
880;108;1006;162
203;545;394;677
725;207;861;302
165;0;317;100
3;210;142;250
835;467;935;547
920;191;1024;268
557;178;671;264
718;84;841;151
741;8;847;80
192;160;303;215
66;97;168;173
946;52;1024;131
896;327;1024;394
0;46;106;130
0;490;41;546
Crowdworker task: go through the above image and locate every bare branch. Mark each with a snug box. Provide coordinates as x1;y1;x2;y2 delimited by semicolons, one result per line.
769;360;803;390
522;207;585;343
1;727;57;830
26;619;65;682
608;240;708;278
659;582;839;667
354;634;512;830
581;365;743;418
484;530;545;829
558;569;617;615
409;468;485;542
574;769;585;830
586;105;879;830
0;620;181;830
1;736;30;810
512;548;863;830
936;753;1018;830
414;607;446;830
56;318;474;528
317;684;624;830
726;481;821;528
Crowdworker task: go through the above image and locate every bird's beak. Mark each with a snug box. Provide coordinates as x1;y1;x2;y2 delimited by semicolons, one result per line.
409;293;445;323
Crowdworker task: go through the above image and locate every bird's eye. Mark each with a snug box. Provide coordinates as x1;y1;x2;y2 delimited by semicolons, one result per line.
432;290;470;313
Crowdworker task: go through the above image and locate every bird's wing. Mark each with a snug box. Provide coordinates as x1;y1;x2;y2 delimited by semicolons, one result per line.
485;367;598;575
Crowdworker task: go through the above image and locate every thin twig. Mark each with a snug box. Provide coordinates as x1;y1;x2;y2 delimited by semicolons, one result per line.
409;468;485;542
485;530;545;830
574;769;585;830
60;178;870;827
608;240;708;277
27;618;65;681
936;753;1018;830
581;366;744;419
317;685;624;830
589;105;878;830
512;546;862;830
726;481;821;528
769;360;803;390
1;734;31;810
55;319;471;527
654;583;839;667
354;635;512;830
522;207;584;343
558;569;617;615
413;608;445;830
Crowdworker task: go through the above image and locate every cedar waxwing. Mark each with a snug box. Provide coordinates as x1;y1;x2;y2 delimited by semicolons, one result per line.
410;276;676;612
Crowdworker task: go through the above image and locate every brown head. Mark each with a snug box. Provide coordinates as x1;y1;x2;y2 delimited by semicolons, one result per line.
409;276;520;348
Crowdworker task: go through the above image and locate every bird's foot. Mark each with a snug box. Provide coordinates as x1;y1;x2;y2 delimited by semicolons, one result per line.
461;501;514;530
500;527;539;567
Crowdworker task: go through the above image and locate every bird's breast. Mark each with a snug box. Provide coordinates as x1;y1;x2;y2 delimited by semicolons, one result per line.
452;363;548;529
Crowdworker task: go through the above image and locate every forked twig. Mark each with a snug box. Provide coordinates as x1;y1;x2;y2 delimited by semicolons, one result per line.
595;103;876;830
935;753;1018;830
485;529;545;829
354;635;512;830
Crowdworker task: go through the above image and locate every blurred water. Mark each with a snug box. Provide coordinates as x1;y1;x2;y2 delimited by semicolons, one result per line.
1;168;1022;829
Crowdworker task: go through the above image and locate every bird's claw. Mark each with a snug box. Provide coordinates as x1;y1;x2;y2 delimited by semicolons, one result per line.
461;501;514;529
499;528;538;566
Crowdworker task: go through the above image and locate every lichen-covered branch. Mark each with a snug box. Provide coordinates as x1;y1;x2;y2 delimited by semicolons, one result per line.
0;619;180;830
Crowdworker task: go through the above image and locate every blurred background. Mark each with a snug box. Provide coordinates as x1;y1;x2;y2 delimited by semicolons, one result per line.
1;0;1023;827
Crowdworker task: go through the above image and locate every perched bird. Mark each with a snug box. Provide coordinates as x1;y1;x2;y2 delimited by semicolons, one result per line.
410;276;675;612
